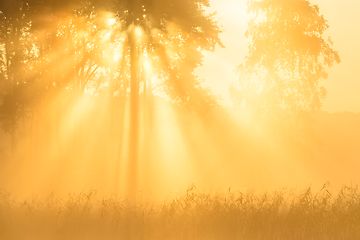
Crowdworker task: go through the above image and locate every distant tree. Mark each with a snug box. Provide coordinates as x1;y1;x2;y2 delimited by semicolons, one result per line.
240;0;340;115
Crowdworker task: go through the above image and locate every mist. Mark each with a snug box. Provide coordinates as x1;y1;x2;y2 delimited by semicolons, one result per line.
0;0;359;239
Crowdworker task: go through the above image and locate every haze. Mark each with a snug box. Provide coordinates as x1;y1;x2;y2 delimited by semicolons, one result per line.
201;0;360;112
0;0;358;201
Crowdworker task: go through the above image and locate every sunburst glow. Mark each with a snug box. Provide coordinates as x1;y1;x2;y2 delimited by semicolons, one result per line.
0;0;358;238
106;17;117;27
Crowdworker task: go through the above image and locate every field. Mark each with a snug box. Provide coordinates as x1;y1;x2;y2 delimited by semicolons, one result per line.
0;0;359;239
1;186;360;240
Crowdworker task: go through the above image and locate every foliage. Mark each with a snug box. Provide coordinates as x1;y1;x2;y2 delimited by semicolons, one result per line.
0;2;41;133
0;0;221;136
240;0;340;114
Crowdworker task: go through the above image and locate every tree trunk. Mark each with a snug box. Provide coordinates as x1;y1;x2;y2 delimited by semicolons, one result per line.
127;26;140;201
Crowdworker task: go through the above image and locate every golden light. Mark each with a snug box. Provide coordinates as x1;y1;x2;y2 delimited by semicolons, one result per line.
134;25;144;40
106;17;117;27
1;0;359;239
143;51;152;73
102;31;112;41
113;50;122;62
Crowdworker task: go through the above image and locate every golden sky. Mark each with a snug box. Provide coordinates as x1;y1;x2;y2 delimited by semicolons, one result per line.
199;0;360;113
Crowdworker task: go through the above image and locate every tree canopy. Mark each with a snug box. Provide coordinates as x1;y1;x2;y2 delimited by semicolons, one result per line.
240;0;340;114
0;0;221;132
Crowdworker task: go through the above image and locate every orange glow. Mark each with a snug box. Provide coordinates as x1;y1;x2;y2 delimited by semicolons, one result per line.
106;17;117;27
0;3;358;238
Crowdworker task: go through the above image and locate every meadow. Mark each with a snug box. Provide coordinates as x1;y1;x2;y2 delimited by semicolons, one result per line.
1;186;360;239
1;0;359;239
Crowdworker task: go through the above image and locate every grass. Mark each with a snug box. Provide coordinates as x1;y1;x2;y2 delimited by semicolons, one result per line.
1;186;360;239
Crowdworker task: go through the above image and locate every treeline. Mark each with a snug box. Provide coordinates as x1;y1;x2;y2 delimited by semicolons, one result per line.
0;0;340;151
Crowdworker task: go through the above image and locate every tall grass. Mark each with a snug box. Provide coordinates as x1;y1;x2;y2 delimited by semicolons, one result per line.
1;186;360;239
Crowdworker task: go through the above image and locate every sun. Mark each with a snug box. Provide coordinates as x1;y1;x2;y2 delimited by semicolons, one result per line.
106;17;117;27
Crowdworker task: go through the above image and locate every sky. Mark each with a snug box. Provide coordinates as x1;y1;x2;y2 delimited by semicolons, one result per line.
198;0;360;113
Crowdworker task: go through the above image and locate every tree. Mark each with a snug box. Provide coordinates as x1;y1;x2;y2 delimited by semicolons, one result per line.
240;0;340;115
93;0;221;198
1;0;220;197
0;2;41;150
0;0;221;198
